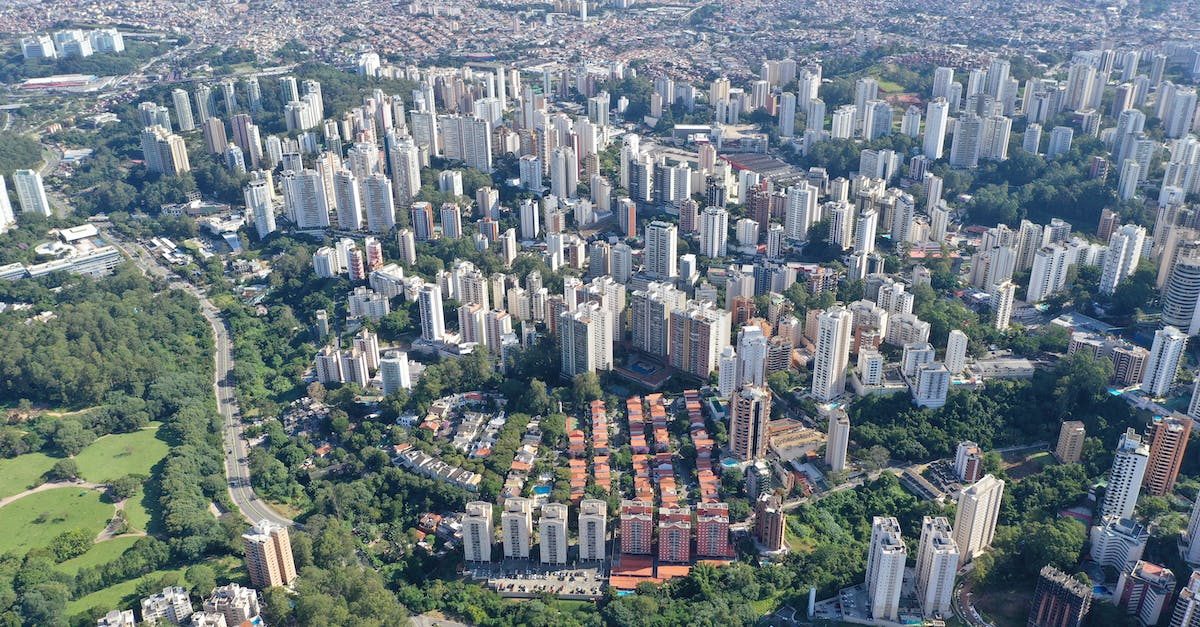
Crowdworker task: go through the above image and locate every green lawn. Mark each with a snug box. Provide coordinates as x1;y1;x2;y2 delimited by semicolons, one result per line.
56;536;141;575
68;557;243;616
67;567;187;615
0;488;114;555
0;451;58;498
124;486;153;533
73;425;169;483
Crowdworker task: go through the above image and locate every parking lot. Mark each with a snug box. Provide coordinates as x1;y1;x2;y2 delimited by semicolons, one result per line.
468;561;606;600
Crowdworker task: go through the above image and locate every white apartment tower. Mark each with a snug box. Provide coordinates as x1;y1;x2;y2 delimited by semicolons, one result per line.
924;98;950;159
539;503;569;565
812;307;854;402
502;497;533;559
1142;326;1187;397
645;221;678;278
915;516;960;617
1099;224;1146;294
462;501;494;562
1100;429;1150;521
418;284;446;342
945;329;968;375
578;499;608;561
866;517;907;622
12;169;51;217
699;206;729;258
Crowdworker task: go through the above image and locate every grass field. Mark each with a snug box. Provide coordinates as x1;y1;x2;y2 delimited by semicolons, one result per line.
73;425;169;483
68;557;243;616
0;488;114;555
56;536;141;575
67;567;187;615
0;452;58;499
124;486;153;532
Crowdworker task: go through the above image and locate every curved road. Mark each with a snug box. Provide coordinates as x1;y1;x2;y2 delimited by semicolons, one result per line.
208;301;295;528
98;224;293;528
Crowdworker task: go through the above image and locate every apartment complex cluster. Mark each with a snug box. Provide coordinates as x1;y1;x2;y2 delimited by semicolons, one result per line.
817;470;1005;623
97;520;292;627
95;583;261;627
20;27;124;60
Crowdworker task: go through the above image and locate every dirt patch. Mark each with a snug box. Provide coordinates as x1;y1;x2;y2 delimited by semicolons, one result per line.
973;588;1034;627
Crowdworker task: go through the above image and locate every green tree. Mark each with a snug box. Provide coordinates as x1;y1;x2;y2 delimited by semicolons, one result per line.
47;528;93;562
185;564;217;598
47;459;79;481
572;372;603;408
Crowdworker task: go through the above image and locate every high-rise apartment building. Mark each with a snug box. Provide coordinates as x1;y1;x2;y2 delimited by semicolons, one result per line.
866;516;907;622
1054;421;1086;464
1142;326;1187;397
560;302;613;377
1171;569;1200;627
1144;414;1192;496
812;306;853;402
241;520;297;589
825;406;850;472
754;494;786;552
658;506;692;563
141;125;191;175
729;384;771;461
502;497;533;559
418;284;446;342
539;503;568;565
990;280;1016;330
140;586;193;625
668;302;731;379
1028;566;1093;627
699;206;729;258
1102;429;1150;521
578;499;607;561
952;474;1004;565
462;501;493;562
644;221;678;278
203;584;261;627
695;502;731;558
620;500;654;555
630;282;683;359
954;441;983;483
915;516;959;617
1115;560;1175;627
1100;225;1147;294
924;98;950;159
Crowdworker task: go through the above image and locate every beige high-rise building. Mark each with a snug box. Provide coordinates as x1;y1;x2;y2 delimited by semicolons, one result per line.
952;474;1005;566
825;406;850;471
242;520;296;589
729;385;772;461
1144;414;1192;496
578;499;607;561
1054;421;1086;463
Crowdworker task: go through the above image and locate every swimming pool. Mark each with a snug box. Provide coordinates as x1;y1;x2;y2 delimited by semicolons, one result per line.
533;485;551;496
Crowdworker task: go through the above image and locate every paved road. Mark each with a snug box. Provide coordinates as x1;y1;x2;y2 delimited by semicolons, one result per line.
208;301;295;528
99;226;294;529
